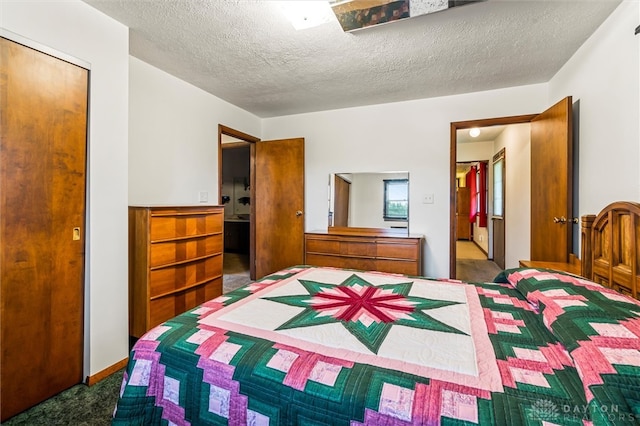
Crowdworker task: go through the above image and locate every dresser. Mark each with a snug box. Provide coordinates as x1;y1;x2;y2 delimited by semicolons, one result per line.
305;227;424;276
129;205;224;338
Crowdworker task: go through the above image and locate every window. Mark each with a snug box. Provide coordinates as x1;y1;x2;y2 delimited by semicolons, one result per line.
383;179;408;220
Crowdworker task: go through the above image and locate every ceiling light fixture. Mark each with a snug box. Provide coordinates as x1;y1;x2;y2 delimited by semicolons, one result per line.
278;1;334;30
469;128;481;138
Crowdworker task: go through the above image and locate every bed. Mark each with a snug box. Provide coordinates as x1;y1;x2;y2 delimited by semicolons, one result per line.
112;202;640;425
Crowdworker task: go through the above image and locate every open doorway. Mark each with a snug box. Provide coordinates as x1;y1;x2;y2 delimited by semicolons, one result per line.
449;114;536;279
219;125;259;291
219;129;306;282
455;134;497;282
451;98;575;280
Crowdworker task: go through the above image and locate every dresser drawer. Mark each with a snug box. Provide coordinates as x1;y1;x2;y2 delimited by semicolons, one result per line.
149;255;222;299
376;240;419;260
306;236;375;257
150;210;223;241
376;259;419;276
306;253;376;271
306;238;340;254
150;235;223;268
148;277;221;329
339;240;376;257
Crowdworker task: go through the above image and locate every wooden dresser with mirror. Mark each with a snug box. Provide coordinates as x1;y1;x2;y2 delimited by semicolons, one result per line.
315;170;423;275
305;227;424;276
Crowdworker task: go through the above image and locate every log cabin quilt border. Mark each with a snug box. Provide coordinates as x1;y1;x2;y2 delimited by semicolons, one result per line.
113;265;636;425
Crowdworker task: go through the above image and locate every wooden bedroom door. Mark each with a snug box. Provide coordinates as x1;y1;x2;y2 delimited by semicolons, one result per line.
530;97;573;262
253;138;305;279
333;174;350;227
0;37;87;421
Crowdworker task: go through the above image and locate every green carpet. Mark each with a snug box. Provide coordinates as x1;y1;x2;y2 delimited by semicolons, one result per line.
2;370;123;425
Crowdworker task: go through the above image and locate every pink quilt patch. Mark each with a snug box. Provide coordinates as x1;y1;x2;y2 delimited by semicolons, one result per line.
440;389;479;423
378;383;415;421
590;322;637;339
266;349;298;373
308;360;342;387
509;367;551;388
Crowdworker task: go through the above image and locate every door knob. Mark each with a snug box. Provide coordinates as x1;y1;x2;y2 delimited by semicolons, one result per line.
296;210;303;217
553;216;567;224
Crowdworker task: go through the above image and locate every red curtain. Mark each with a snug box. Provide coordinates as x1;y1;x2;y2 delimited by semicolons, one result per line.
478;162;487;227
466;163;487;226
467;166;477;223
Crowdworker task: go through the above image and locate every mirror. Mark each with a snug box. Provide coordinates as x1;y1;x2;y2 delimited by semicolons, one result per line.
328;172;409;233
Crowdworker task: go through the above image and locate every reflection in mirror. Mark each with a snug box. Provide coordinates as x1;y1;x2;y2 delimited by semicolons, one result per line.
328;172;409;233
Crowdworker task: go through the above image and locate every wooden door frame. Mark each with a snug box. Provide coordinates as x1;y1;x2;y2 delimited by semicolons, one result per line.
491;148;506;269
218;125;260;279
449;114;536;278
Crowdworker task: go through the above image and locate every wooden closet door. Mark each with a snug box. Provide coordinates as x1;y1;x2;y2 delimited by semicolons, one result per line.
1;37;88;421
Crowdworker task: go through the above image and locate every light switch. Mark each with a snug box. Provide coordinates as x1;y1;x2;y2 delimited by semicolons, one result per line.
423;194;434;204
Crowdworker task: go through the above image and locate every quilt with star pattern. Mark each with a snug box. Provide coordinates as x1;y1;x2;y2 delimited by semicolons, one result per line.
112;266;640;425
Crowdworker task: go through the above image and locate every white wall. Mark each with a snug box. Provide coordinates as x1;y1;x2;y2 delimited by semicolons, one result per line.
549;0;640;216
263;85;548;277
1;0;129;377
457;141;494;163
493;124;531;268
129;58;261;205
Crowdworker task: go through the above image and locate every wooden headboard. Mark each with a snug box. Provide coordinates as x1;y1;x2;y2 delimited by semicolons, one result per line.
581;201;640;300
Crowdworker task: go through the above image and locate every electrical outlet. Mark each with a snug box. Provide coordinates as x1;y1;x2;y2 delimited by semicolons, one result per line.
198;191;208;203
423;194;434;204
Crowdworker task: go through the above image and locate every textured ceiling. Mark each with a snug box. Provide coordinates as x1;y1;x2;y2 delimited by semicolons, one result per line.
82;0;621;118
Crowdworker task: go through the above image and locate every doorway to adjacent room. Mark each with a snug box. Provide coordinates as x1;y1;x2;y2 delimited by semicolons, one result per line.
218;126;306;284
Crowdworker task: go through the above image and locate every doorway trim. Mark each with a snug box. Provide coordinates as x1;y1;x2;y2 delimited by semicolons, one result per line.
491;148;506;269
449;114;536;278
0;28;91;70
218;125;260;279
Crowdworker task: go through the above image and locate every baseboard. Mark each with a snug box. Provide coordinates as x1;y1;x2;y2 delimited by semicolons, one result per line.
473;240;489;256
85;357;128;386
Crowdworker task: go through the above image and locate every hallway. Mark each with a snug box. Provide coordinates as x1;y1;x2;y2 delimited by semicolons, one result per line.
456;241;501;283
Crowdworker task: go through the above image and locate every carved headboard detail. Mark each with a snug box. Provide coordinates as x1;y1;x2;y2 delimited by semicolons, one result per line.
581;201;640;300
